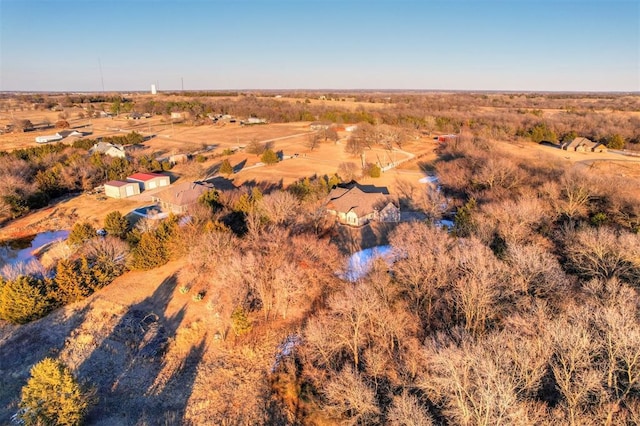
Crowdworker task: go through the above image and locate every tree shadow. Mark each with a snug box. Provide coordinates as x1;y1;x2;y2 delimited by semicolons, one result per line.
77;274;188;425
233;158;247;173
0;302;93;423
203;175;237;191
241;179;283;194
142;335;207;424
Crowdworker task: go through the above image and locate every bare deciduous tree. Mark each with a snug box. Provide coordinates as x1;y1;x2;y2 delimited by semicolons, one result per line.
564;227;640;283
322;368;380;425
387;391;434;426
258;190;300;226
337;162;360;181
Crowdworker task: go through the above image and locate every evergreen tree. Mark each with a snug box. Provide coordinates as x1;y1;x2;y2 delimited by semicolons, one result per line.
607;134;625;149
199;189;222;212
131;231;167;270
219;158;233;175
104;211;129;239
68;222;96;246
0;276;53;324
19;358;93;426
260;149;279;164
131;217;177;270
453;198;477;238
53;259;89;305
231;307;252;336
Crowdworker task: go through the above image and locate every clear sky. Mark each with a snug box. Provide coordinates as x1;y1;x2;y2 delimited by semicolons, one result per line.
0;0;638;92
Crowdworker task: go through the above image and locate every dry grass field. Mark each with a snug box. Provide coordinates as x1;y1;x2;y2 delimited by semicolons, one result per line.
0;193;144;241
0;259;281;424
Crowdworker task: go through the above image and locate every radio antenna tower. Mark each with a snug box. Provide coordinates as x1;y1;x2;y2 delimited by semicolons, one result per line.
98;58;105;92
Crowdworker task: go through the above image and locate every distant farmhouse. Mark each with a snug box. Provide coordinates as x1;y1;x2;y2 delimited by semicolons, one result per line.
325;183;400;227
562;137;607;153
241;117;267;125
35;130;90;144
309;121;333;131
126;172;170;191
89;142;127;158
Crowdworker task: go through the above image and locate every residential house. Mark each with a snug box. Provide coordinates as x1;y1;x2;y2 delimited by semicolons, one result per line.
35;133;64;144
104;180;140;199
310;121;332;131
35;129;92;143
562;137;607;153
89;142;127;158
126;172;170;191
325;183;400;227
151;181;215;214
241;117;267;125
169;153;190;164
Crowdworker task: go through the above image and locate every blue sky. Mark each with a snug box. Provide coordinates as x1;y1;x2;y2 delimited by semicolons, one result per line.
1;0;638;91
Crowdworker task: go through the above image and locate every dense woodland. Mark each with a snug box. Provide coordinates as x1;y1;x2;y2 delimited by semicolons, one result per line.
1;93;640;424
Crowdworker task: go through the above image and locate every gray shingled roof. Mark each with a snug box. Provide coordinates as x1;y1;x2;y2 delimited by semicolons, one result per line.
326;186;390;217
152;181;215;207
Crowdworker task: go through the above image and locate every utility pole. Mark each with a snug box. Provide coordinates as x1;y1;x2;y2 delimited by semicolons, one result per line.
98;58;105;92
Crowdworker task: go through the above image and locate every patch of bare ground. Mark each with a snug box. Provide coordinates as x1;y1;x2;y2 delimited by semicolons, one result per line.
0;193;145;241
494;139;640;183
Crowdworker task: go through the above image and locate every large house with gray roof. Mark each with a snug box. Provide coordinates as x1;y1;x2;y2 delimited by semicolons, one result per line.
325;183;400;227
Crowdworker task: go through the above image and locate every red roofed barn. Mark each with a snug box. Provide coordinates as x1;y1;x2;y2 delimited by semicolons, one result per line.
126;172;170;191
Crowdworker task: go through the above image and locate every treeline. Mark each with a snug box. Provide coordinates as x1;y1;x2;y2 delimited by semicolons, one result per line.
129;94;639;148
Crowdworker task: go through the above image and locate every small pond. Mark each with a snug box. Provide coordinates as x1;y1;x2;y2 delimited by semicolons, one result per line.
0;230;69;276
341;245;396;282
132;205;169;219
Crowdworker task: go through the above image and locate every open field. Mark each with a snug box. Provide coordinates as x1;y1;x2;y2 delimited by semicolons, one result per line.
0;193;145;241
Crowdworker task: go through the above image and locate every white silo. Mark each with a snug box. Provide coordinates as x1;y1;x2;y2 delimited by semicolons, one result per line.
151;84;157;95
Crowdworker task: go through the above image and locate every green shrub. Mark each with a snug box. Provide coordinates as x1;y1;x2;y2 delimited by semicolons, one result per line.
18;358;93;426
366;163;381;178
0;276;53;324
607;134;625;150
68;222;96;246
231;307;252;336
260;149;279;164
104;211;129;239
219;158;233;175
